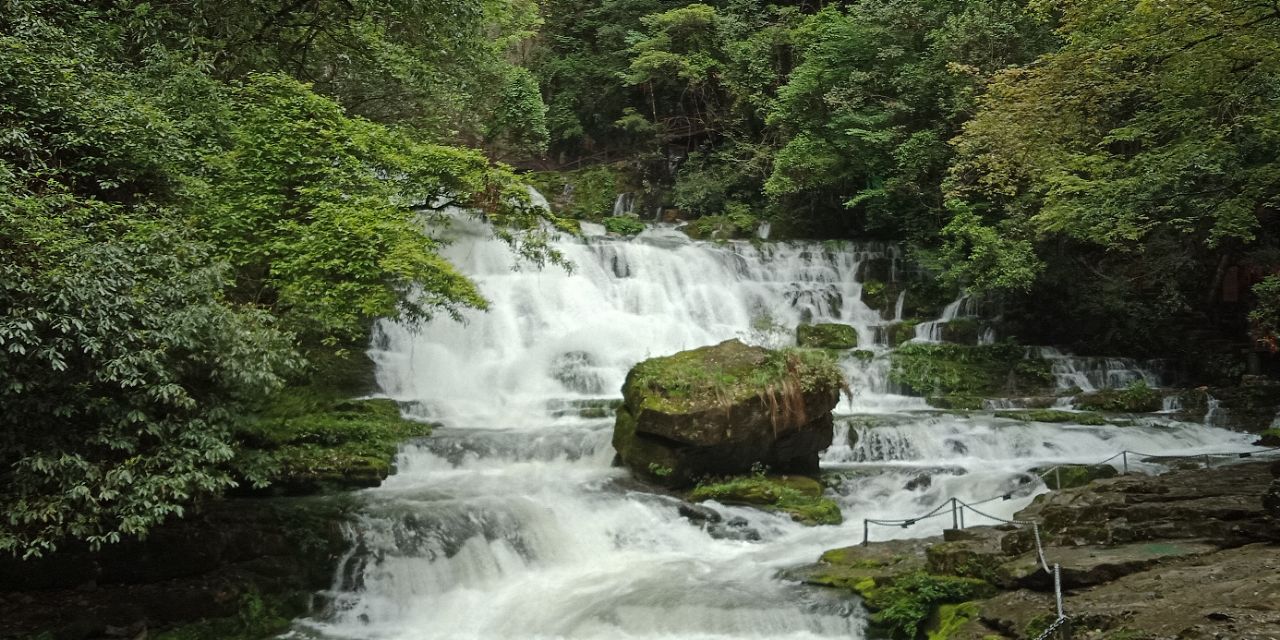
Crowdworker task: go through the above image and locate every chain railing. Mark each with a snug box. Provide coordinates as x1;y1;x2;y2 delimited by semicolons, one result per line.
855;443;1280;639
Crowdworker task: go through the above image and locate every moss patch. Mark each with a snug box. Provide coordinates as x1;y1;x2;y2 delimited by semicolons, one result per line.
797;323;859;350
862;571;995;640
151;590;302;640
924;601;981;640
624;341;845;415
996;409;1108;425
689;475;842;525
1074;381;1162;413
234;393;433;495
603;216;646;236
526;166;625;220
891;343;1053;398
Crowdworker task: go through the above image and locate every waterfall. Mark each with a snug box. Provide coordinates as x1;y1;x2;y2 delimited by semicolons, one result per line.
912;295;969;343
611;193;636;217
288;224;1256;640
1029;347;1165;393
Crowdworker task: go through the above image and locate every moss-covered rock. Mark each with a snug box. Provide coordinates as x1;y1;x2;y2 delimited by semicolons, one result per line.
890;343;1053;399
797;323;859;350
233;397;433;495
689;475;842;525
926;396;986;411
613;340;846;487
1074;382;1162;413
885;320;919;346
938;319;984;346
996;409;1108;425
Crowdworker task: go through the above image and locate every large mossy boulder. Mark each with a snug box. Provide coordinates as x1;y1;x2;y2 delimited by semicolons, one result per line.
613;339;845;487
796;323;858;349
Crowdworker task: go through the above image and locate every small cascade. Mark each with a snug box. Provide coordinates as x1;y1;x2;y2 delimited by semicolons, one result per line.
527;185;552;212
611;192;636;217
912;295;971;343
1031;347;1164;393
756;221;772;240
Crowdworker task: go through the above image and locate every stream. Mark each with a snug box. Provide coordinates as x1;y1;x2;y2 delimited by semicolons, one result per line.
286;220;1254;640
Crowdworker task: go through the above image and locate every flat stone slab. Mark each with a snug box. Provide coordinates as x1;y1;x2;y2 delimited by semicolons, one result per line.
996;540;1218;590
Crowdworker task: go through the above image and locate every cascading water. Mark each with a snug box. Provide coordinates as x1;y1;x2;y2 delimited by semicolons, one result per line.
288;219;1255;640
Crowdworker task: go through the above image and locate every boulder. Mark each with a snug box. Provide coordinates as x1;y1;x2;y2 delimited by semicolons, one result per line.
612;340;844;487
796;323;858;349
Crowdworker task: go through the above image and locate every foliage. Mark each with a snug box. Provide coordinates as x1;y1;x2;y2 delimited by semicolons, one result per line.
0;216;298;557
1250;275;1280;352
1073;381;1163;413
796;323;859;350
684;202;760;239
945;0;1280;357
861;571;992;639
0;0;557;555
604;216;648;236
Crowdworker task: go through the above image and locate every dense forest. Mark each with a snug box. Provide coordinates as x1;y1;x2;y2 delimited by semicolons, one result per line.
2;0;1278;559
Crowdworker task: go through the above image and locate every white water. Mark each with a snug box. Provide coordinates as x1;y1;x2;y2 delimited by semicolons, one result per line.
290;224;1256;640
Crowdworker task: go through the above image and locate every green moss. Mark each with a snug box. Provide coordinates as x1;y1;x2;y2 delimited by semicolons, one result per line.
890;343;1053;398
234;394;433;494
851;349;876;362
797;323;859;349
886;321;919;346
862;571;995;640
683;203;759;239
996;409;1108;425
624;341;845;415
939;319;981;345
689;475;843;525
152;590;301;640
1074;380;1162;412
603;216;647;235
861;279;893;312
926;396;985;410
925;601;980;640
526;166;625;220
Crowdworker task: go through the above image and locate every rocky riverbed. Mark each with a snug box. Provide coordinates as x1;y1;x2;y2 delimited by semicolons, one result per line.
788;460;1280;639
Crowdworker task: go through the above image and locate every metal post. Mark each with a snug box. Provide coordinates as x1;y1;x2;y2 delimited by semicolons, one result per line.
951;498;958;530
1054;466;1061;490
862;519;869;546
959;504;965;529
1053;563;1064;617
1122;451;1128;474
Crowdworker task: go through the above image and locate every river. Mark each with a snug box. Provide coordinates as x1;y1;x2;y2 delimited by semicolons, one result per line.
285;220;1253;640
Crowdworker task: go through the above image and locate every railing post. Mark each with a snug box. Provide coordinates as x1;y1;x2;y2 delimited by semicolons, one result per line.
1053;563;1064;618
1122;451;1128;474
1054;466;1061;490
959;504;965;529
950;497;958;530
862;519;869;546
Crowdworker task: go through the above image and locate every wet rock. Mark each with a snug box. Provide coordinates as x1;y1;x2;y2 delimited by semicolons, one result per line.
705;522;762;542
796;323;858;349
612;339;843;487
1014;461;1277;546
995;540;1217;590
1205;381;1280;432
1031;464;1118;490
677;502;722;524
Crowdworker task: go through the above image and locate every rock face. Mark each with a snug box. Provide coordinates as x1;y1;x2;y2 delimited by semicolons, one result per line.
792;461;1280;639
612;339;844;487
